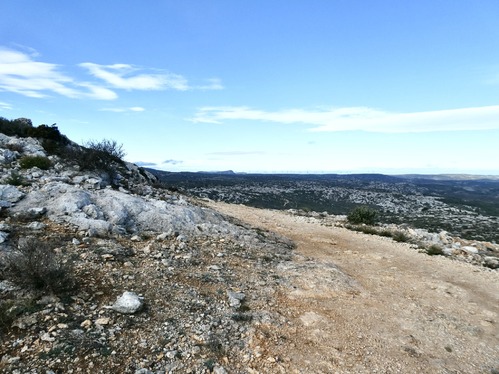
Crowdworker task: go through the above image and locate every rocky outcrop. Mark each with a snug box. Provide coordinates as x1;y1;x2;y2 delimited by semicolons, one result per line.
11;181;234;237
0;132;295;372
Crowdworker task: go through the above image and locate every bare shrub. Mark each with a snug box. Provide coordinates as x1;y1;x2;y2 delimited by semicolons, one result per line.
63;139;126;182
2;238;76;294
85;139;126;162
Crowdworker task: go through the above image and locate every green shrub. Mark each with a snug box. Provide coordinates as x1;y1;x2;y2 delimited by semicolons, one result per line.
5;171;25;186
2;238;76;294
19;155;51;170
347;206;378;225
427;244;444;256
392;231;410;243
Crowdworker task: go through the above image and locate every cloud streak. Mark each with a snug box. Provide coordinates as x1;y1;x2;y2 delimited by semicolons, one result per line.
192;105;499;133
0;101;12;110
79;63;190;91
100;106;145;113
0;47;223;100
0;48;116;100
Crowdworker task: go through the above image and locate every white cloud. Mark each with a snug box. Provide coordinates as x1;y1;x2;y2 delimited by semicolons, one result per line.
196;78;224;90
100;106;145;113
0;101;12;110
0;46;223;100
0;48;117;100
162;159;183;165
192;105;499;133
80;63;190;91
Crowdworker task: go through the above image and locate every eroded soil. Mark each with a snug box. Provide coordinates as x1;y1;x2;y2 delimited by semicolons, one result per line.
208;201;499;374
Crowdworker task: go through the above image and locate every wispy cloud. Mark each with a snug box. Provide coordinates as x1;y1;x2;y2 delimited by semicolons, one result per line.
0;46;223;100
196;78;224;90
0;48;116;100
192;105;499;133
135;161;158;167
100;106;145;113
79;63;190;91
163;159;183;165
0;101;12;110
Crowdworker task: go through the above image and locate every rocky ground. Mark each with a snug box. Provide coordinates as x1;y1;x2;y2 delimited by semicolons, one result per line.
207;202;499;374
0;133;498;373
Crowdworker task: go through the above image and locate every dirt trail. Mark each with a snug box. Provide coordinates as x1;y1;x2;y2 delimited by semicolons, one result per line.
207;202;499;374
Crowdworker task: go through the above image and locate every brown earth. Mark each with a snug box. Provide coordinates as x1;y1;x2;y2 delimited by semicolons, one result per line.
207;201;499;374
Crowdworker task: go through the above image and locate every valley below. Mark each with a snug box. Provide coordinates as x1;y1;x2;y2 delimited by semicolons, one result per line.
151;171;499;244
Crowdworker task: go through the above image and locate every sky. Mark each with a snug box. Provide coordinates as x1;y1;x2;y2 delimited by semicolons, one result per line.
1;0;498;174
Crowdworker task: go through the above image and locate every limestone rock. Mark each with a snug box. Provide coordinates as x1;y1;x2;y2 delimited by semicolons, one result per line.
227;290;245;308
0;185;24;205
111;291;144;314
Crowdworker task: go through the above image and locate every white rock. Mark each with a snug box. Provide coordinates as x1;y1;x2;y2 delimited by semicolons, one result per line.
0;185;24;204
462;246;478;254
213;366;228;374
26;222;46;230
227;291;245;308
0;231;8;243
111;291;143;314
0;149;17;164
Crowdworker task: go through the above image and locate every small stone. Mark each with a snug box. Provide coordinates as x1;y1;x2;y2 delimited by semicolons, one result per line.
213;365;228;374
135;369;153;374
95;317;110;326
40;332;55;342
26;222;46;230
156;233;168;240
227;291;245;308
462;246;478;254
111;291;144;314
80;320;92;329
131;235;141;242
166;350;178;359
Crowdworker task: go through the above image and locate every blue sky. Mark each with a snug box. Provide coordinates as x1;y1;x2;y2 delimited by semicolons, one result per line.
1;1;498;174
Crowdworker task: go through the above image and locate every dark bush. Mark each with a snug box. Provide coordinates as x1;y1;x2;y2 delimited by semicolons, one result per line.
19;155;52;170
427;244;444;256
0;117;32;137
347;206;378;225
392;231;410;243
2;238;76;294
85;139;126;162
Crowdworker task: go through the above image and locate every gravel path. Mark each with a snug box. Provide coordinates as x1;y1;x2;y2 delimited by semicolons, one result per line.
208;201;499;374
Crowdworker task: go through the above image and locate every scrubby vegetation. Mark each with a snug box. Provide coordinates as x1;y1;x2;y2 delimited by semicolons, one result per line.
64;139;126;182
19;155;52;170
5;171;27;186
347;206;378;225
1;237;76;294
0;117;70;155
1;117;127;182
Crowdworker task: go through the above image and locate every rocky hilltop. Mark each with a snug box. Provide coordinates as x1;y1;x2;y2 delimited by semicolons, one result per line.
0;129;294;373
